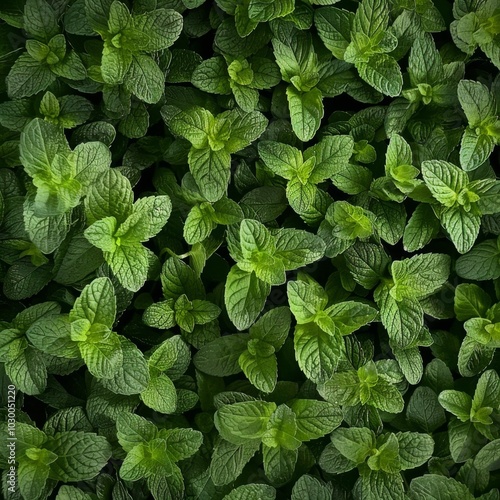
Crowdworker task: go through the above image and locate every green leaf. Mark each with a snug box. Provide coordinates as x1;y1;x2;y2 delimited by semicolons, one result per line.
460;128;495;171
46;431;111;481
223;483;276;500
7;54;56;98
262;444;298;485
18;459;51;500
70;277;116;328
407;386;447;432
421;160;468;207
274;228;325;269
353;0;389;38
456;238;500;281
345;242;390;289
189;147;231;203
124;55;165;104
79;330;123;379
26;315;78;358
390;253;450;301
368;378;405;413
117;195;171;243
403;204;440;252
286;86;324;142
214;400;277;445
396;432;434;470
159;427;203;461
474;439;500;471
101;338;150;395
24;0;59;40
249;306;291;349
119;439;173;481
20;118;70;178
85;169;133;224
116;413;157;453
258;141;303;180
210;439;260;486
408;475;475;500
331;427;375;464
133;8;183;51
3;261;52;300
317;370;360;407
6;346;47;395
375;285;424;348
294;323;344;383
262;404;301;450
458;80;496;128
454;284;491;321
408;34;443;86
289;399;342;441
107;243;152;292
192;57;231;95
239;347;277;393
225;266;271;331
354;470;405;500
140;373;177;414
315;7;354;60
357;54;403;98
194;334;249;376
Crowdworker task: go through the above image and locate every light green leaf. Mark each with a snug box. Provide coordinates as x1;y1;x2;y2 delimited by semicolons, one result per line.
116;195;171;243
258;141;303;180
375;285;423;348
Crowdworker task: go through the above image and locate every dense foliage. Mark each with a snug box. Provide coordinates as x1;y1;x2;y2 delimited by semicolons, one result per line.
0;0;500;498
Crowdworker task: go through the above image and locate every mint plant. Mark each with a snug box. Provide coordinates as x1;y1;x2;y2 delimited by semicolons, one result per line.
2;0;500;498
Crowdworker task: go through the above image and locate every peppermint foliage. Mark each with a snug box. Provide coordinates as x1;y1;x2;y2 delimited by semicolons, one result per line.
1;0;500;499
